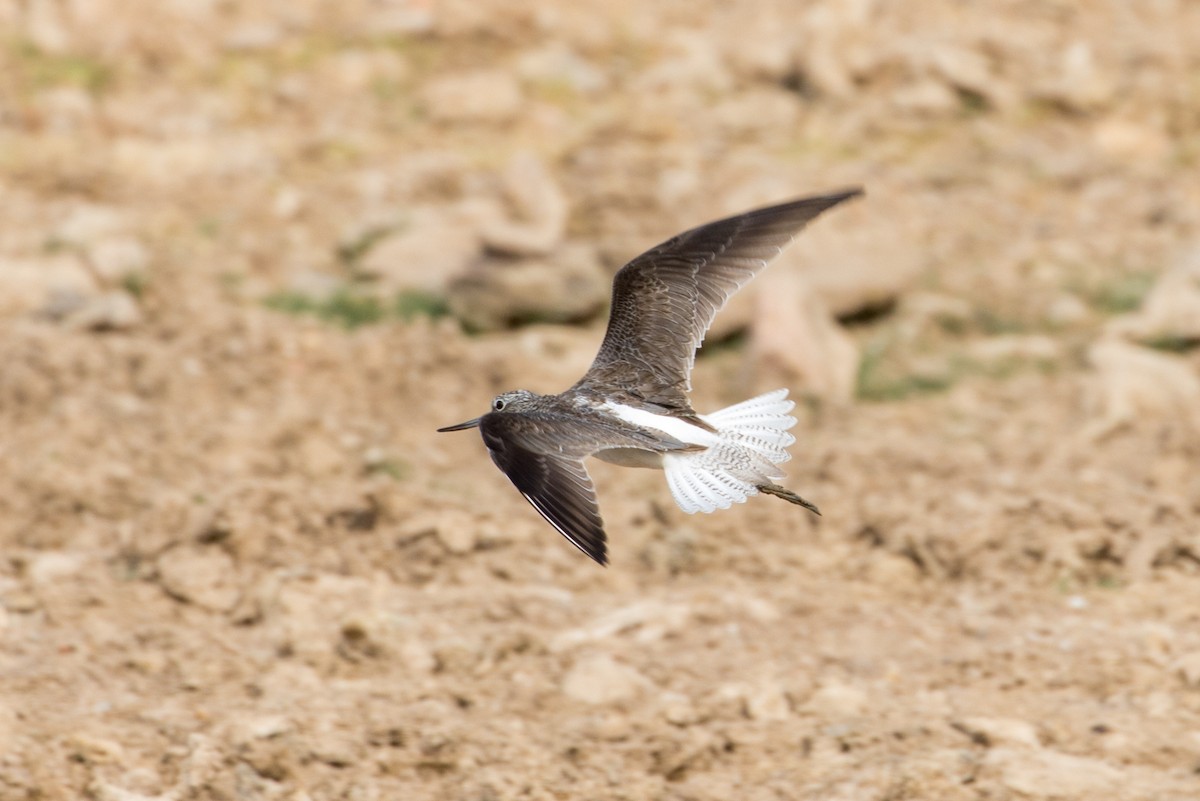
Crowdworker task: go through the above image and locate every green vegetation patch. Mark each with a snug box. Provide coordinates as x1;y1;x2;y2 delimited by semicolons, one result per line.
10;40;113;93
1082;272;1156;315
264;287;448;329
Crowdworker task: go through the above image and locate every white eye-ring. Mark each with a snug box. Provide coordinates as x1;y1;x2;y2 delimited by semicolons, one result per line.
493;398;506;411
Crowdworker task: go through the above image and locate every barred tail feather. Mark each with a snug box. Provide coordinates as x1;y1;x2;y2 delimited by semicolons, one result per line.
663;389;801;515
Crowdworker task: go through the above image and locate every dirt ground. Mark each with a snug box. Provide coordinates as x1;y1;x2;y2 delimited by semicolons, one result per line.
2;1;1200;799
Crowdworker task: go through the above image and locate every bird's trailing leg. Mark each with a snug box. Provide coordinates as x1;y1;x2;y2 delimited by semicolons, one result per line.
757;483;821;516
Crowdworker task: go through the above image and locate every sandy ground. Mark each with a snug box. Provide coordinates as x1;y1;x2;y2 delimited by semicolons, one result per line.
2;1;1200;799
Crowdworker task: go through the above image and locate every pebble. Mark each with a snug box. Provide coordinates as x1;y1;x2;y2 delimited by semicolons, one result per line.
988;747;1126;797
967;335;1060;363
156;546;241;613
956;716;1041;749
743;681;791;722
396;509;480;554
355;207;484;295
516;43;608;94
1046;293;1091;327
1085;338;1200;438
660;692;700;726
804;682;868;719
927;44;1017;110
751;270;859;402
68;733;126;765
27;550;88;587
62;291;143;332
88;236;150;282
447;244;608;332
421;70;523;124
1036;42;1114;112
1107;243;1200;345
550;599;693;651
562;653;651;704
1173;651;1200;687
0;255;96;318
481;151;569;258
790;204;921;321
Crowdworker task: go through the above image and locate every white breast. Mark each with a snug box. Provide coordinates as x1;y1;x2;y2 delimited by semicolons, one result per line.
601;401;720;448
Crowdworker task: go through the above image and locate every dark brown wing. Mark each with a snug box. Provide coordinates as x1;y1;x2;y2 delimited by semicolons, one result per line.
575;189;863;409
479;413;608;565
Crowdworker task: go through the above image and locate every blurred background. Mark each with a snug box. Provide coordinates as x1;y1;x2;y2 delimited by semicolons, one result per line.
1;0;1199;798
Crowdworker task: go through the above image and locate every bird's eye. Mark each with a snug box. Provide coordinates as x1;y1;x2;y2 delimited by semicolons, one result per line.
493;398;506;411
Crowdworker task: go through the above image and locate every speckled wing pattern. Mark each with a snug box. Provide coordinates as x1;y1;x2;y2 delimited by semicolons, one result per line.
575;189;863;410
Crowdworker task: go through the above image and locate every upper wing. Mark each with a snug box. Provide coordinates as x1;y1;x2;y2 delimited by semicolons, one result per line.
575;189;863;409
479;413;609;565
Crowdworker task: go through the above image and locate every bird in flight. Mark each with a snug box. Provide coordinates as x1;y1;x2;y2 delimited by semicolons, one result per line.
438;188;863;565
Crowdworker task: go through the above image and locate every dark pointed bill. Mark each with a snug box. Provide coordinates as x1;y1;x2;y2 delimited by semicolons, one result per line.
437;417;482;432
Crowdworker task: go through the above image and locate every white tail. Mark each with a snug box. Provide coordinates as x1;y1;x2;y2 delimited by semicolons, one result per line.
663;389;797;514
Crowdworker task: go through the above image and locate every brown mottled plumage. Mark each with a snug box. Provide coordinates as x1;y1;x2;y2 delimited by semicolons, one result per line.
439;189;863;565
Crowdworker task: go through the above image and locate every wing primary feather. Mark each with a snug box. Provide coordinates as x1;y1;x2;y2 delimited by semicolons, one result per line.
575;188;863;408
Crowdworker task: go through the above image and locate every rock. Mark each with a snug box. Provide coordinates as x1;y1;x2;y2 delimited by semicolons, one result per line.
660;692;700;726
340;612;395;659
354;204;489;295
27;550;87;587
230;715;293;744
0;255;96;318
61;290;143;331
1036;41;1115;112
719;18;794;83
794;3;870;99
988;747;1126;797
481;151;569;257
223;22;284;52
88;237;150;283
1085;339;1200;439
397;510;482;555
68;733;125;765
890;79;959;116
447;243;608;331
903;291;973;332
927;44;1016;110
436;520;478;555
1046;293;1091;327
1093;118;1171;162
790;204;920;320
1173;651;1200;687
156;546;241;613
550;600;693;652
1107;244;1200;346
55;204;126;244
360;0;435;35
562;653;652;704
635;31;733;95
711;88;801;137
34;87;96;132
420;70;523;124
750;270;859;402
956;716;1041;749
23;0;71;53
308;721;362;767
805;682;868;719
516;44;608;94
743;680;791;721
967;335;1060;363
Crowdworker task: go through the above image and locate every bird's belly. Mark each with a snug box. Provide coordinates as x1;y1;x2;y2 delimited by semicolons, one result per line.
593;448;665;469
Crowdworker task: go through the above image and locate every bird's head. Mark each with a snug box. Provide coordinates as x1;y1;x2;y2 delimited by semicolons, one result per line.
436;389;541;432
